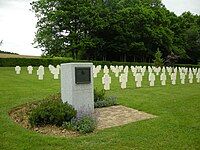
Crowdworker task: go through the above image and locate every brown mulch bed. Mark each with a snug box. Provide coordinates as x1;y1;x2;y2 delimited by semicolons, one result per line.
9;103;156;137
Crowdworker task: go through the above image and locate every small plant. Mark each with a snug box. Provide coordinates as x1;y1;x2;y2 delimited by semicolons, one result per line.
94;89;105;102
29;100;76;127
63;113;96;134
94;89;117;108
43;92;61;102
94;96;117;108
153;48;164;67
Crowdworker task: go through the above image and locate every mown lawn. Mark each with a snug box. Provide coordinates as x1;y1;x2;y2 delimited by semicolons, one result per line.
0;67;199;150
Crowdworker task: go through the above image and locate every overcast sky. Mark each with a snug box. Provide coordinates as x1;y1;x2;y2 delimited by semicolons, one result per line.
0;0;199;56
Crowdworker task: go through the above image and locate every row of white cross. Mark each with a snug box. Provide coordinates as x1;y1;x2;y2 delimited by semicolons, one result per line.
14;65;60;80
14;65;200;88
94;65;200;90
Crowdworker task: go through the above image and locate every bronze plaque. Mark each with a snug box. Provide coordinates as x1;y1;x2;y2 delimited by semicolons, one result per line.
75;67;91;84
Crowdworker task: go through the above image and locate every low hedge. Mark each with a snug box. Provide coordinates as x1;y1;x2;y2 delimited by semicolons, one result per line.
0;57;199;68
0;57;154;67
0;57;87;67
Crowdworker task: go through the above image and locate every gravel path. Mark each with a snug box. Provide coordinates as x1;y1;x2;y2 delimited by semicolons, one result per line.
95;105;156;129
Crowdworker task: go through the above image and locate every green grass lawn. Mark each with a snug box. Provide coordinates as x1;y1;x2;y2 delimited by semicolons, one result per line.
0;67;199;150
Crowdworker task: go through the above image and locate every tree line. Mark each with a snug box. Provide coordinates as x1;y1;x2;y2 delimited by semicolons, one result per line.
31;0;200;64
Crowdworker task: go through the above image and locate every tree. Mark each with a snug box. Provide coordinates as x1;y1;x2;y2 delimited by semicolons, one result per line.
153;48;164;67
31;0;97;59
165;52;179;66
31;0;200;63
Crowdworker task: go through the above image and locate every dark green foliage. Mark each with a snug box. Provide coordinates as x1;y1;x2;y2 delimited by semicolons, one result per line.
94;89;105;102
0;57;196;67
31;0;200;64
63;114;96;134
0;57;73;67
0;57;153;67
1;57;200;68
29;100;76;127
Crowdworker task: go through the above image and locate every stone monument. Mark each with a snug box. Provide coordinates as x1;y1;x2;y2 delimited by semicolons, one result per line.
61;63;94;114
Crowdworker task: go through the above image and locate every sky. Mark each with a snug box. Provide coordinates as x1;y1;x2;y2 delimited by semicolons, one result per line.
0;0;199;56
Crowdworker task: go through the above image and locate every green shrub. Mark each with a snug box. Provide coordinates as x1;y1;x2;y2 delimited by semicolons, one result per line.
153;49;164;67
94;96;117;108
94;89;117;108
63;114;96;134
94;89;105;102
29;100;76;127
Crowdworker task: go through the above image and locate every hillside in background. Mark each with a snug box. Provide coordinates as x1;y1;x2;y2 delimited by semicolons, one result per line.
0;50;19;55
0;53;40;58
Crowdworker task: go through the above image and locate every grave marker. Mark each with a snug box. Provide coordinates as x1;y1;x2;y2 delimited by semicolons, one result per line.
102;74;111;90
149;73;155;86
135;72;142;87
188;72;193;83
180;72;186;84
115;68;120;77
119;73;127;89
141;66;146;76
52;67;60;79
103;65;109;74
37;65;44;80
196;71;200;83
171;72;176;85
27;66;33;74
15;66;21;74
160;72;166;86
48;65;55;74
193;68;197;75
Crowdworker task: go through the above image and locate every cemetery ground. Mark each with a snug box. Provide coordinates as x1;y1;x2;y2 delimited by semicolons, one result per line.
0;67;199;149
